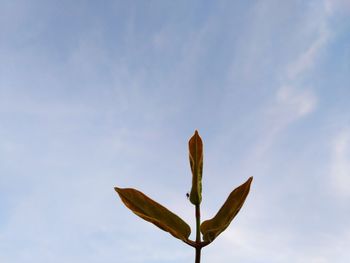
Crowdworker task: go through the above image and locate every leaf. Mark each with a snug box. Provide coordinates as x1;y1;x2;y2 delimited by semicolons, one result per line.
189;130;203;205
200;177;253;242
115;187;191;242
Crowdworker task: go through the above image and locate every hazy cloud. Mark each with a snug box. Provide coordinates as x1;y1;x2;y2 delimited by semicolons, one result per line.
330;129;350;198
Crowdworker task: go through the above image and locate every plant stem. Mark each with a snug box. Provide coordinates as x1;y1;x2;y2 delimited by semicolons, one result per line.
195;247;201;263
195;204;201;263
195;204;201;242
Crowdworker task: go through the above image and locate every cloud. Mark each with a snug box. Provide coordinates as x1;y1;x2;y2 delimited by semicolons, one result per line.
325;0;350;15
275;0;332;123
250;86;317;158
330;129;350;198
276;85;317;118
213;206;350;262
274;2;331;122
286;24;329;80
263;1;332;142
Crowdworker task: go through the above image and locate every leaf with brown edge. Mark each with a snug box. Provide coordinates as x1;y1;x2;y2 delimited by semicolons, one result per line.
200;177;253;243
189;130;203;205
115;187;191;242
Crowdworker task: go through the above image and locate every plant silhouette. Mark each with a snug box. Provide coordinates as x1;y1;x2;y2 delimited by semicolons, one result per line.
115;130;253;263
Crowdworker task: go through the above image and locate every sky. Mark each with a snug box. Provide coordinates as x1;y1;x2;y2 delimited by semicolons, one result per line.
0;0;350;262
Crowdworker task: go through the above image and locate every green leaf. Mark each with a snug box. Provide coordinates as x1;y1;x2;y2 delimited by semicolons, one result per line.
115;187;191;242
189;130;203;205
200;177;253;243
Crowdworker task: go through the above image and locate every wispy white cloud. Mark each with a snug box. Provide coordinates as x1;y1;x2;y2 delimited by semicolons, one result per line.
260;1;332;148
325;0;350;15
330;129;350;198
286;24;330;80
276;85;317;119
215;220;350;262
202;2;349;262
273;0;334;121
274;8;330;122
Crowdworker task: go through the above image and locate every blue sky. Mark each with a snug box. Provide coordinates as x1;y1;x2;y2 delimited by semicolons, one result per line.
1;1;350;262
